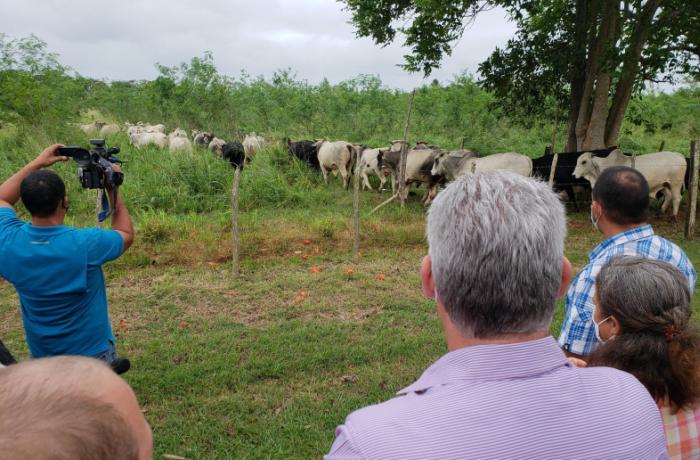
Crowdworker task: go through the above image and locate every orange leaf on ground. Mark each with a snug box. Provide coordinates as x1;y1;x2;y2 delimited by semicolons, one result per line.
303;239;312;245
310;266;320;273
118;319;127;330
345;268;354;275
178;321;190;328
376;273;386;281
298;291;306;297
190;231;197;239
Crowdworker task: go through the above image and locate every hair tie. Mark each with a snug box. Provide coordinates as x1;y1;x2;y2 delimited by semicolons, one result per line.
664;326;678;342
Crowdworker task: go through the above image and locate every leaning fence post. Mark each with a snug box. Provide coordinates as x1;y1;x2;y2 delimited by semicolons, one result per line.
352;151;361;257
685;140;699;240
398;90;416;207
231;166;242;276
548;153;559;188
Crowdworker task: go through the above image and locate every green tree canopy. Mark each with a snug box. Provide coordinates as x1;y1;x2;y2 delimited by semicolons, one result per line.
342;0;700;150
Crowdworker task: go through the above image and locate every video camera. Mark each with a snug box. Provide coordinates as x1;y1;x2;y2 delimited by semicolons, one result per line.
58;139;123;190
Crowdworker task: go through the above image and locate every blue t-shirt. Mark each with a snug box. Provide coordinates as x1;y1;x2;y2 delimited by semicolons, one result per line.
0;207;123;357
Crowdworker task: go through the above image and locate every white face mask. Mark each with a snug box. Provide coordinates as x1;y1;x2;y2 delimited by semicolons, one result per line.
593;315;613;343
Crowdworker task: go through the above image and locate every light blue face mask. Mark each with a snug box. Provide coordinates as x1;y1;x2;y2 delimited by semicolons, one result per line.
590;207;600;232
593;315;613;343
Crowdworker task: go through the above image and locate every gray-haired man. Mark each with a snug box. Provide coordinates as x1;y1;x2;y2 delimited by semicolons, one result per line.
326;171;668;459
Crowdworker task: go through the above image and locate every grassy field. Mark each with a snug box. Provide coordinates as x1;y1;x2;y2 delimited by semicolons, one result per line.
1;141;700;458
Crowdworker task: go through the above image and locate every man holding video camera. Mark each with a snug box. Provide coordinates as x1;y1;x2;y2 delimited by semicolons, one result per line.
0;144;134;373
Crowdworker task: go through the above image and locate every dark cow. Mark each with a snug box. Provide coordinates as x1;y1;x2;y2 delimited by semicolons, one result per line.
532;147;616;211
286;138;320;170
222;141;245;170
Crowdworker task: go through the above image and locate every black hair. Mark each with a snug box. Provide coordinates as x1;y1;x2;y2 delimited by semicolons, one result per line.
19;170;66;217
592;166;649;225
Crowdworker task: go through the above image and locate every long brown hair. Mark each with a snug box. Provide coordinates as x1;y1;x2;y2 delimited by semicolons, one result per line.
589;256;700;412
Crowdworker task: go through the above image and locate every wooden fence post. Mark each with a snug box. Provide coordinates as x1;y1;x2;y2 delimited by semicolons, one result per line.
548;154;559;188
352;151;361;257
398;90;416;207
231;166;242;276
685;140;699;240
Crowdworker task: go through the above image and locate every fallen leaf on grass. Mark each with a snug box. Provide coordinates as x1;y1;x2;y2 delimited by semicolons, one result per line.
118;319;127;331
189;231;197;239
313;246;320;254
310;266;320;273
376;273;386;281
178;321;190;328
345;268;354;275
293;250;302;255
303;239;312;245
341;375;358;383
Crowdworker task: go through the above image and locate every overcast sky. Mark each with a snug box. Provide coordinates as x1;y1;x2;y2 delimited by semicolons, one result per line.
0;0;518;89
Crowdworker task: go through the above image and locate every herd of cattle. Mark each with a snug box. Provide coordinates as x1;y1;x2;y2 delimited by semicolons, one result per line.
287;138;689;216
77;120;263;168
74;120;688;216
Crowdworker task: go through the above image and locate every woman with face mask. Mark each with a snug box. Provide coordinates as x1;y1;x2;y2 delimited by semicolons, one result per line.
578;256;700;459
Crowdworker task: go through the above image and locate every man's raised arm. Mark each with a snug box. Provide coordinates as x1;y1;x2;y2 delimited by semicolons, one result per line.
108;164;134;252
0;144;68;208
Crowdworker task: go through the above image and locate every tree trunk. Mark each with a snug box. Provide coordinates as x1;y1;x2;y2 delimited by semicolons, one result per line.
583;0;618;149
566;0;589;151
575;0;604;150
605;0;662;146
583;72;612;149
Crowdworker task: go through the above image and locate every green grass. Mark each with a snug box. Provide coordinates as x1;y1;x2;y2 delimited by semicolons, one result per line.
1;140;700;458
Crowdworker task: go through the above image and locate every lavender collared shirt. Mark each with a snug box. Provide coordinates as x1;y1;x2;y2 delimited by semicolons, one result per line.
326;337;668;460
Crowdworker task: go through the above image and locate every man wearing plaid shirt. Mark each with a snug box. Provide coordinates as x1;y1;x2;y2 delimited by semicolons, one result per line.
559;166;696;358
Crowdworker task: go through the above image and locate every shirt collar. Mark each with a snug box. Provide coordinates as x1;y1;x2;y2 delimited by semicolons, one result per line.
22;223;72;236
589;224;654;260
397;336;569;395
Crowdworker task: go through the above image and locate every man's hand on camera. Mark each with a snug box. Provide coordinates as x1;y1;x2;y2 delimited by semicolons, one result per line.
31;144;68;169
111;163;122;174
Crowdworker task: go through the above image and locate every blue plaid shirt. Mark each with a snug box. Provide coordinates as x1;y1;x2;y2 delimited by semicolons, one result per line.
558;224;696;355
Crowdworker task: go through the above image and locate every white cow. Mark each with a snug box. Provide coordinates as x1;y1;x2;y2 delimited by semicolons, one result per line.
129;131;168;149
144;123;166;133
459;153;533;178
242;133;263;163
573;149;687;217
358;148;387;191
168;129;193;154
99;124;120;137
80;121;105;134
315;140;359;190
193;131;214;147
209;137;226;156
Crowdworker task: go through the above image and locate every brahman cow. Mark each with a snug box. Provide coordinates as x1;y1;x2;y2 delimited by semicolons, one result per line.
243;133;264;163
430;150;479;182
287;139;320;170
315;140;361;190
573;149;687;217
222;142;245;169
377;148;442;206
358;148;388;191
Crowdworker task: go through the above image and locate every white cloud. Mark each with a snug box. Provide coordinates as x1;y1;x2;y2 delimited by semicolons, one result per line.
0;0;517;88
